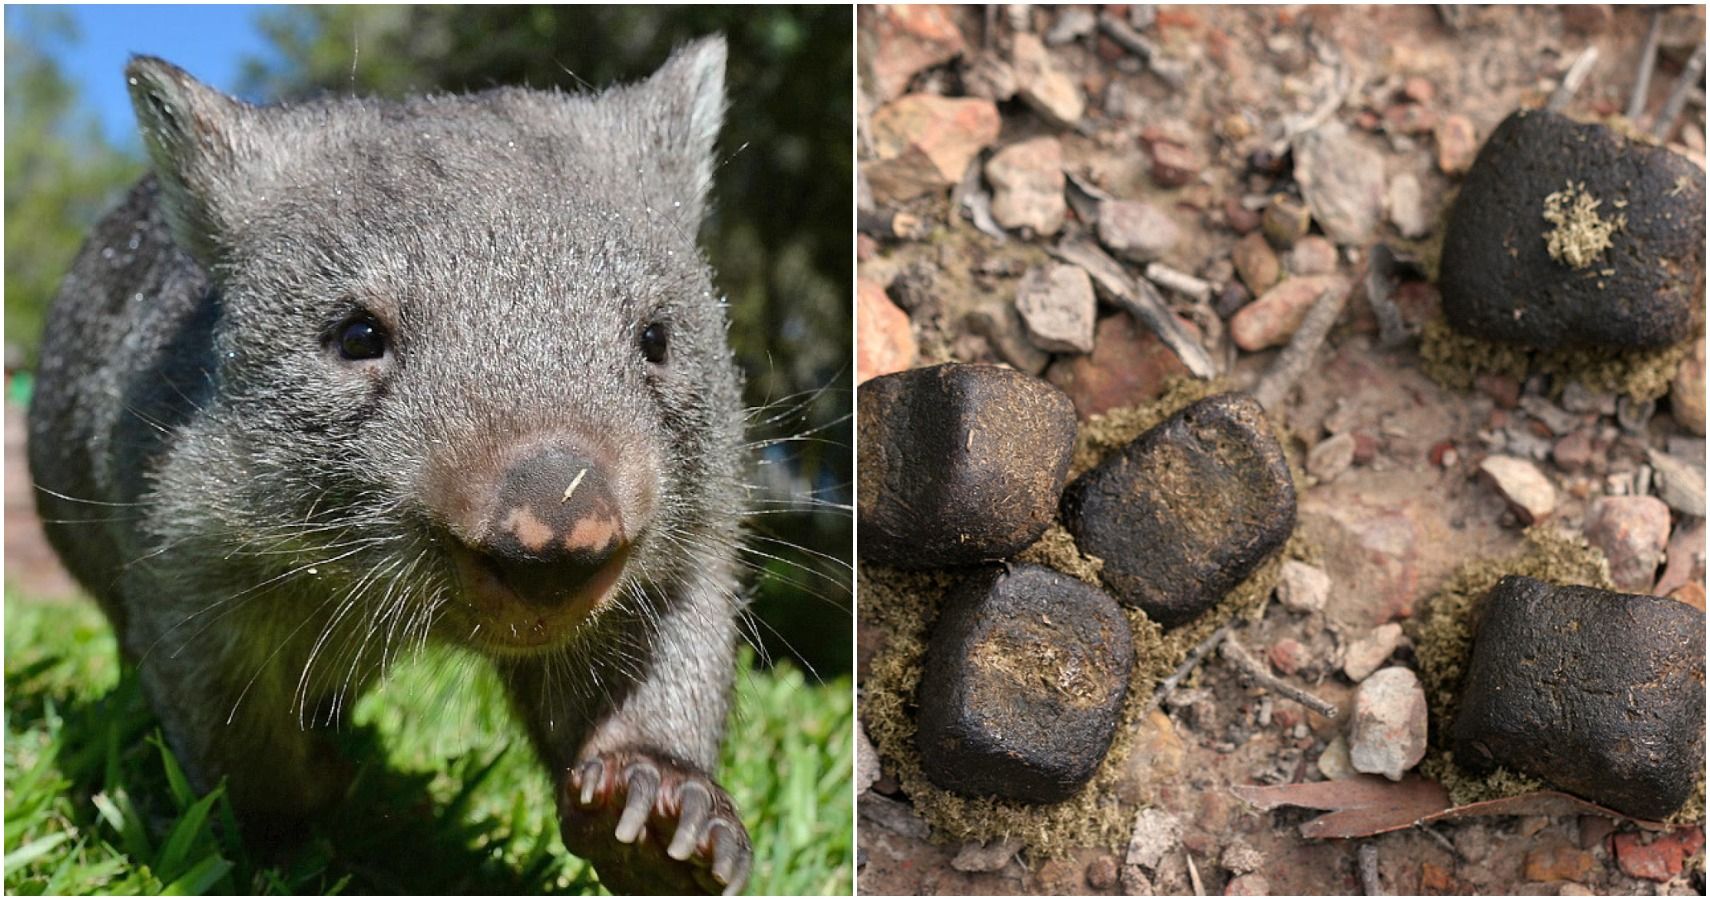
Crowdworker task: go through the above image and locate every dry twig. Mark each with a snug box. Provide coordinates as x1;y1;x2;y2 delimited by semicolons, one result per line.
1145;263;1216;303
1148;624;1231;713
1052;238;1218;378
1357;842;1383;896
1221;636;1341;719
1652;41;1707;140
1364;244;1409;349
1547;45;1600;112
1096;10;1156;61
1252;283;1351;413
1627;8;1665;121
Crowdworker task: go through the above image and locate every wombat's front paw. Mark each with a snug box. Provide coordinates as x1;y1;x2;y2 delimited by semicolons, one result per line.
560;750;752;895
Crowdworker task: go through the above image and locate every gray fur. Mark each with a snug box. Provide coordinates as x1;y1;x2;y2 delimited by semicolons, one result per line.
29;37;745;834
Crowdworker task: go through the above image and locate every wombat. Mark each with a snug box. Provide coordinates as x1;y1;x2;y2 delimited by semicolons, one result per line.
29;37;754;895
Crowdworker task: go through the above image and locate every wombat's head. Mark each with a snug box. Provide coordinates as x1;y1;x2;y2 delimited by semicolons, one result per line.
130;39;745;658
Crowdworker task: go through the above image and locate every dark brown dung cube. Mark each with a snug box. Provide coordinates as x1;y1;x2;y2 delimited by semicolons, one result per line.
1451;575;1706;821
858;363;1077;568
1439;109;1705;350
1059;392;1296;628
915;564;1134;803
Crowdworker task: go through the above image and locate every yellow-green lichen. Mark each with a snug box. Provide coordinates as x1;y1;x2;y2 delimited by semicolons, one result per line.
1418;315;1690;401
1542;180;1626;269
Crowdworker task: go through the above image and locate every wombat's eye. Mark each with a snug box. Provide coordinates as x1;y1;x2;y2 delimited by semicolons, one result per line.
640;322;669;365
335;315;388;361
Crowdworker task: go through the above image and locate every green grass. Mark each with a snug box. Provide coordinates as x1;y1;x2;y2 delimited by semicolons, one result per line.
3;590;853;895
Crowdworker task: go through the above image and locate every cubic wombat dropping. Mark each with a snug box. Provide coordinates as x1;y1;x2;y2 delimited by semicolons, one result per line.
1451;576;1705;821
858;363;1078;568
915;564;1133;803
1061;392;1296;628
29;40;755;895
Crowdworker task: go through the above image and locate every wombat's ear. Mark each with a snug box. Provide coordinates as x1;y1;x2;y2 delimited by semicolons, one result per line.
125;56;256;265
634;35;727;222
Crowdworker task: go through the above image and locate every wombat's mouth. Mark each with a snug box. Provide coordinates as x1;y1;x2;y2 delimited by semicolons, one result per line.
445;541;632;656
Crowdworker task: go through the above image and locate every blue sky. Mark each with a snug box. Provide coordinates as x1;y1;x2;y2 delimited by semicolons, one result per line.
7;5;282;148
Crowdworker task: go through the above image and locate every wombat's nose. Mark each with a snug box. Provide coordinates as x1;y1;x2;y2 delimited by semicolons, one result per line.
477;449;629;609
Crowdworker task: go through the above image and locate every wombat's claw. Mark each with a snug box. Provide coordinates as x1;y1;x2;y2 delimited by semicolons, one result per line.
561;751;752;895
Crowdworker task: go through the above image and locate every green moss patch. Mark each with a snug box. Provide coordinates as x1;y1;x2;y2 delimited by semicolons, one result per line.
1419;315;1689;401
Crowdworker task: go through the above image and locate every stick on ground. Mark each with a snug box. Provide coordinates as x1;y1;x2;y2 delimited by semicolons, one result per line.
1148;624;1232;713
1253;283;1351;413
1052;237;1218;378
1627;8;1664;121
1652;41;1707;141
1547;45;1600;112
1221;636;1341;719
1358;842;1383;896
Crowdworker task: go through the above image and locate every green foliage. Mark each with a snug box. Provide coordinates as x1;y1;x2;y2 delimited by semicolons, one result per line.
4;590;854;895
4;9;145;369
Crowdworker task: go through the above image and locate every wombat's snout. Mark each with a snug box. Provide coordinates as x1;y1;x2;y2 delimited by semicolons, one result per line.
466;447;631;611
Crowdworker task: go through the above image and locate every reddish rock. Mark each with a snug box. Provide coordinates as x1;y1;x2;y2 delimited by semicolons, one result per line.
1583;496;1670;592
1392;280;1442;330
1351;431;1380;464
857;278;917;383
1402;76;1436;105
1384;102;1439;135
1286;236;1339;276
1435;114;1479;176
1578;815;1616;851
1613;827;1704;882
986;136;1066;235
1671;581;1706;613
1232;231;1282;294
1478;455;1556;524
856;233;878;262
1552;429;1594;471
861;5;966;102
1224;874;1269;896
1655;519;1707;596
1420;862;1454;893
1085;853;1118;889
1230;275;1349;351
1523;843;1595;883
1269;638;1309;676
1011;32;1084;128
1300;499;1420;625
1045;313;1192;418
1474;372;1520;409
1347;666;1428;780
866;94;1001;203
1225;197;1262;234
1151;140;1202;188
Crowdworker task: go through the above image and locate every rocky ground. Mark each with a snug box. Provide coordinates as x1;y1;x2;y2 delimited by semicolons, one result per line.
855;5;1706;895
